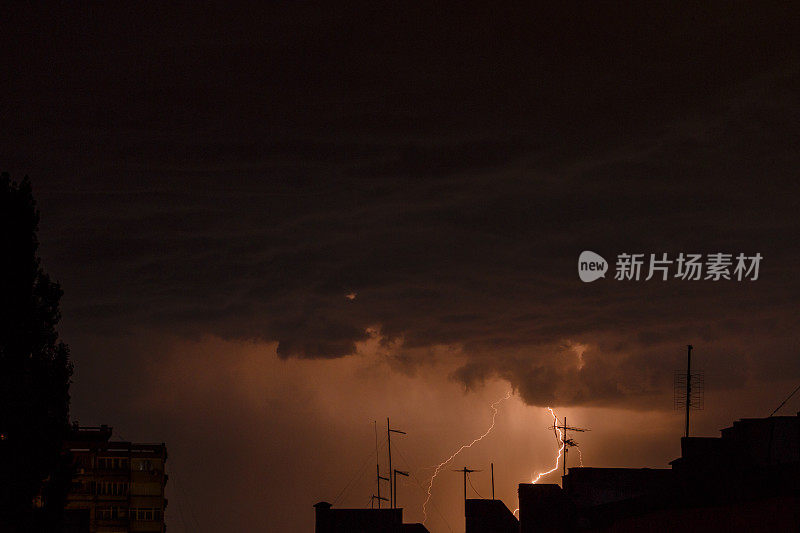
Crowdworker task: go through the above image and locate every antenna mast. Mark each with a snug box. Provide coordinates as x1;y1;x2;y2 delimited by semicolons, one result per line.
393;469;409;509
452;466;481;516
386;418;406;508
376;465;389;509
374;421;382;508
371;495;388;509
491;463;495;500
674;344;704;438
685;345;692;437
547;417;589;481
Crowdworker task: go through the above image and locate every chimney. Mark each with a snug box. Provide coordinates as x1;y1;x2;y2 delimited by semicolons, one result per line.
313;501;332;533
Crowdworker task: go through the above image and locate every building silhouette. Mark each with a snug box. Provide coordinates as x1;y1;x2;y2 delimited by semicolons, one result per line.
313;501;429;532
465;498;518;532
64;424;167;533
514;412;800;532
314;412;799;532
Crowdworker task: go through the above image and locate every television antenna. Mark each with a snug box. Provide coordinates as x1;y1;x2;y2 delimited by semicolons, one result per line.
387;418;406;508
674;345;704;437
547;417;590;478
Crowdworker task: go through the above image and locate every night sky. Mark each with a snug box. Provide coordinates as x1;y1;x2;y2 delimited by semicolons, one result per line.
2;4;799;532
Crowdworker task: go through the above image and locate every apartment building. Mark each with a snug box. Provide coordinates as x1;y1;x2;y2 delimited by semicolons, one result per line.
64;425;167;533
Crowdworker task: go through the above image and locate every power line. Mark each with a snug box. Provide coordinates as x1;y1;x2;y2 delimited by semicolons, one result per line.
169;468;203;532
467;473;484;499
770;383;800;417
168;469;191;533
332;439;388;506
392;443;454;533
451;466;481;526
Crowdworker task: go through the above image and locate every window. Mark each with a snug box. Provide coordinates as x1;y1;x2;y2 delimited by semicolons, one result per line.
131;481;161;496
97;482;128;496
97;457;130;470
131;508;162;521
135;459;154;471
95;506;127;520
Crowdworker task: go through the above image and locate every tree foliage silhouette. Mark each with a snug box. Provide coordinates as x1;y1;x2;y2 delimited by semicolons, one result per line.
0;173;73;528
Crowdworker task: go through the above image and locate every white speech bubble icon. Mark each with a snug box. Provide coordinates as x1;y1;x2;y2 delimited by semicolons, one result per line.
578;251;608;282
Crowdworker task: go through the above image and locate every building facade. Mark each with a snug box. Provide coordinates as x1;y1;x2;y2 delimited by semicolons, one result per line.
64;425;167;533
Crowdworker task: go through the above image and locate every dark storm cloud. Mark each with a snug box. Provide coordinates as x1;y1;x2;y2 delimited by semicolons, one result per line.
2;4;799;406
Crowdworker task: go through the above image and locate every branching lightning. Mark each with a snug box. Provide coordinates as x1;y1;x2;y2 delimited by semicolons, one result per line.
513;407;586;517
513;407;565;517
531;407;565;484
422;390;512;523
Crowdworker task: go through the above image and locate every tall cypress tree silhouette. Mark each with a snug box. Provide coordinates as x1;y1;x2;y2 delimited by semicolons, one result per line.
0;173;73;529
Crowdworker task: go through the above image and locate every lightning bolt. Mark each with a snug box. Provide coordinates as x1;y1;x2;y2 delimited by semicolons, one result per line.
422;390;512;523
513;407;584;517
530;407;565;483
512;407;564;518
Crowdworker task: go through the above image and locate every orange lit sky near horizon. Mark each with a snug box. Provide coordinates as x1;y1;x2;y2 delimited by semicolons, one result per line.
63;333;798;532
